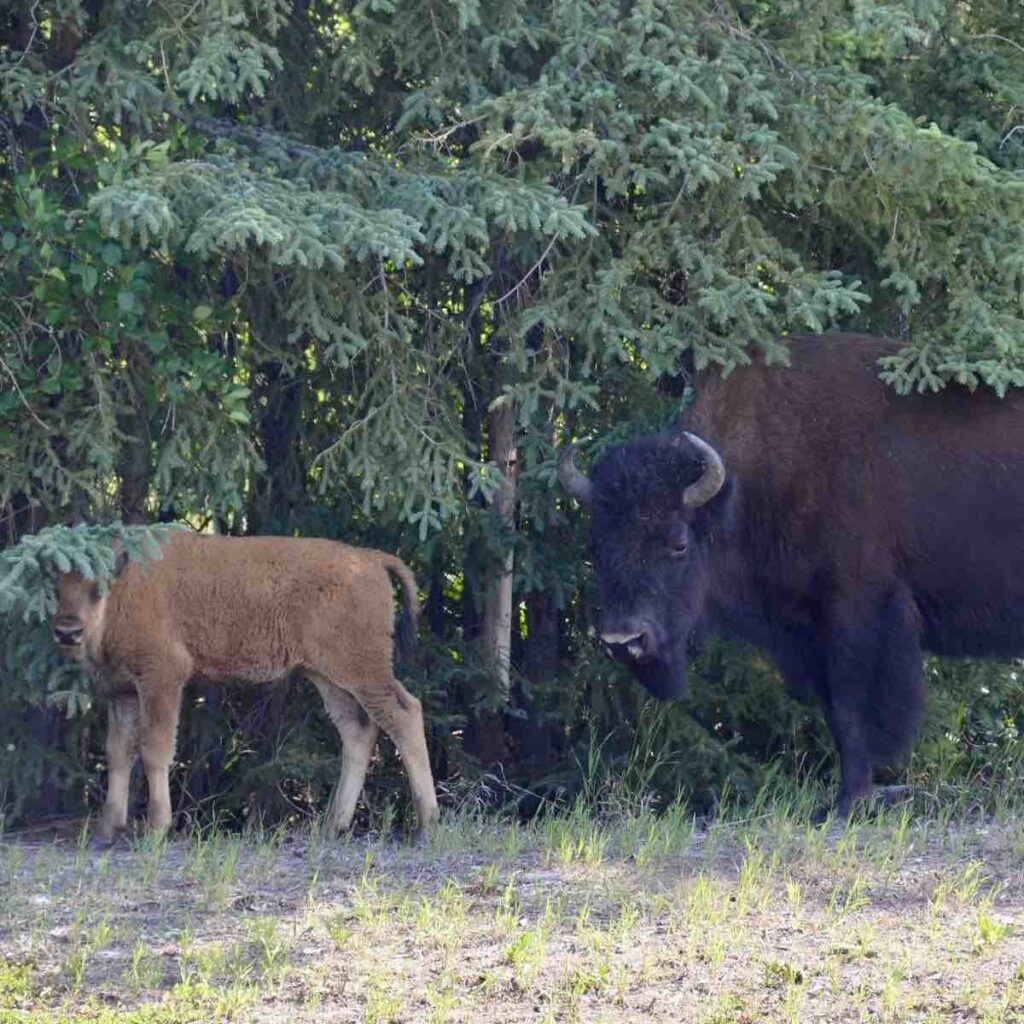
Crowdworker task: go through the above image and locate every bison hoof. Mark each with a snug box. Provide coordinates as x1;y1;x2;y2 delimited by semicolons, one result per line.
809;804;836;827
408;826;434;849
812;784;913;827
88;834;119;852
872;784;912;810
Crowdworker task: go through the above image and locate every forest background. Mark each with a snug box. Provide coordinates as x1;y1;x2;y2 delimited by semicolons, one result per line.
3;0;1024;830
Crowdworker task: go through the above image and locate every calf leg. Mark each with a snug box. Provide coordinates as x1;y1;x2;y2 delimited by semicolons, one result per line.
136;666;188;835
311;679;379;836
95;693;140;844
348;677;439;834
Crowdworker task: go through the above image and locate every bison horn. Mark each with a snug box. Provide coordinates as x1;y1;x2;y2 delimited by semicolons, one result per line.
681;432;726;509
558;444;594;506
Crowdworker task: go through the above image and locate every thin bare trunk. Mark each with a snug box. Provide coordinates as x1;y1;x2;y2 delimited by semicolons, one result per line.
480;399;518;701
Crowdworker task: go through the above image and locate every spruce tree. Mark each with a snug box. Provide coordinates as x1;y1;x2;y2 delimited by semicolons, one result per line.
3;0;1024;822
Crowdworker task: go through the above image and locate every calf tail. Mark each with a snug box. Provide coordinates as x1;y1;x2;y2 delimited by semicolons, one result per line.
383;555;420;667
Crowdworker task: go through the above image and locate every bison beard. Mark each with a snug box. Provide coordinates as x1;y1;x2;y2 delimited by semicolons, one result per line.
51;532;440;843
563;334;1024;818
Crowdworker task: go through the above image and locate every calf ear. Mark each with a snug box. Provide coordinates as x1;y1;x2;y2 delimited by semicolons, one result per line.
112;542;131;579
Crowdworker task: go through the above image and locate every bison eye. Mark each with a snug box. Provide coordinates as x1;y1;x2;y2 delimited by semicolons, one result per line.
89;582;102;602
669;540;688;558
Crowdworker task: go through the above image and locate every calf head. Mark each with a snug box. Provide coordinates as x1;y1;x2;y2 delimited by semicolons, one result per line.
52;550;128;663
560;431;730;700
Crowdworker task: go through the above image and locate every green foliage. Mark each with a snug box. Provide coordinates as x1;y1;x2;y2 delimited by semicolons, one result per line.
913;658;1024;797
1;528;172;698
0;128;261;520
0;523;176;624
2;0;1024;827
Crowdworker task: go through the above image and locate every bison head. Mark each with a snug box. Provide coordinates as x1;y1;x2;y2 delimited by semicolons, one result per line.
560;431;728;700
52;551;127;663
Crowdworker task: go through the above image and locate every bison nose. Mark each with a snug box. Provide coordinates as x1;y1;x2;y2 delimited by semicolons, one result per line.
53;623;84;647
600;625;655;663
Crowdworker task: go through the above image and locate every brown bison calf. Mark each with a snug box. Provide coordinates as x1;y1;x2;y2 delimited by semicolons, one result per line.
51;531;439;843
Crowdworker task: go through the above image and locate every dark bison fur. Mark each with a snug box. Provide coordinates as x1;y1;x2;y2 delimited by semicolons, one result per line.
569;334;1024;816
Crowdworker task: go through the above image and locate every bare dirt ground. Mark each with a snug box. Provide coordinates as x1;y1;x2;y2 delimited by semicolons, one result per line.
2;807;1024;1022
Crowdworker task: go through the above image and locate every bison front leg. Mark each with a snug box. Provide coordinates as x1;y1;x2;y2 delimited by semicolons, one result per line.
823;690;874;819
135;660;189;836
95;693;140;845
767;637;855;822
312;679;380;836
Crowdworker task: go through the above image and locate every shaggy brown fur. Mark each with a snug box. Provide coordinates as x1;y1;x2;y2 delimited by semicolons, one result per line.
570;334;1024;817
51;531;439;843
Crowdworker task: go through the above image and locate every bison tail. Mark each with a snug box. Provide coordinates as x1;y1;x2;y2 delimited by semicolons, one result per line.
384;556;420;667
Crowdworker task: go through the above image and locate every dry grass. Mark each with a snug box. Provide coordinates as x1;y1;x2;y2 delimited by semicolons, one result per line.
2;804;1024;1022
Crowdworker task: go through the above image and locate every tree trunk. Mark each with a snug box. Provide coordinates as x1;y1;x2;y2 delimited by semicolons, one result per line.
512;361;564;769
247;360;304;535
116;374;152;525
1;496;46;548
425;544;447;640
480;398;519;700
460;336;484;648
456;283;515;767
524;588;560;686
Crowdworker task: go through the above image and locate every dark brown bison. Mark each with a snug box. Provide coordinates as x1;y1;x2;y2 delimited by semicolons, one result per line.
560;333;1024;815
52;531;439;842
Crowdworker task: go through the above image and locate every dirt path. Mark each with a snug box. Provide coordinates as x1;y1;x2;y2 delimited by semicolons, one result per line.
2;810;1024;1022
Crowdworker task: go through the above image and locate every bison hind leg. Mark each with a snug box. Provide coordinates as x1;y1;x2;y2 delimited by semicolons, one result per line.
824;585;924;818
309;677;379;836
863;587;926;766
345;675;440;837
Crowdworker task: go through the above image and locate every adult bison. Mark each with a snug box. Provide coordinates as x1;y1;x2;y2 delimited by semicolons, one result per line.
51;531;439;843
560;333;1024;816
